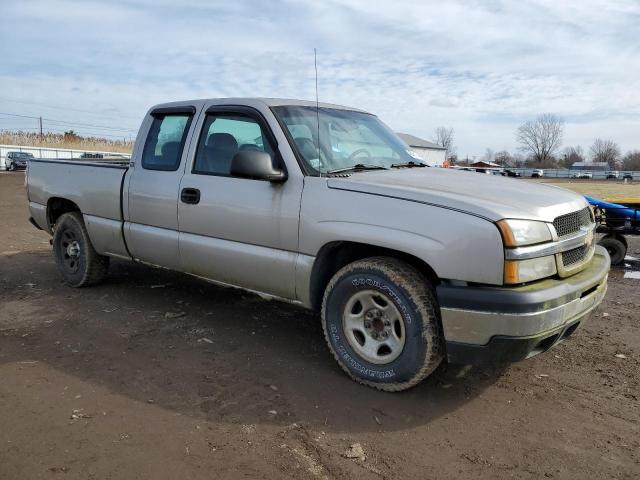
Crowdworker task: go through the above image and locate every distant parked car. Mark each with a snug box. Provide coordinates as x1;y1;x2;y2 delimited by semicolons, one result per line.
504;169;521;177
572;171;593;179
623;172;634;181
5;151;34;171
80;152;104;159
606;171;619;179
531;169;544;178
475;168;492;174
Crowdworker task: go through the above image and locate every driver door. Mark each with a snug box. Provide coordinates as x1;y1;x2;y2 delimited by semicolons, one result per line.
177;105;303;299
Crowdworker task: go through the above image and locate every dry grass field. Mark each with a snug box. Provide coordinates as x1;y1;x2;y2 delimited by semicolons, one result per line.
0;131;133;154
527;178;640;200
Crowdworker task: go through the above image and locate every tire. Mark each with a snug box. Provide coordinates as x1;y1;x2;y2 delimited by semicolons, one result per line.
8;162;14;171
52;212;109;287
321;257;444;392
598;236;627;265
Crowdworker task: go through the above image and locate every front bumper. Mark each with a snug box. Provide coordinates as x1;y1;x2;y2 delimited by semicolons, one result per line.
437;246;610;365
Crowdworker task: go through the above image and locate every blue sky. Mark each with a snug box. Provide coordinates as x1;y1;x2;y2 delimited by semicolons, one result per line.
1;0;639;158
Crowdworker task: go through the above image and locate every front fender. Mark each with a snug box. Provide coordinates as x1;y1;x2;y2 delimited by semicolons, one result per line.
299;179;505;286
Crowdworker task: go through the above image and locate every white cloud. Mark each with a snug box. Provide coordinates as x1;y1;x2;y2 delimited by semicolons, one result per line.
1;0;638;155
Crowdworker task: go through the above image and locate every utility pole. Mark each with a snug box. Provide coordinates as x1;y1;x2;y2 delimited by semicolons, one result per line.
39;116;43;138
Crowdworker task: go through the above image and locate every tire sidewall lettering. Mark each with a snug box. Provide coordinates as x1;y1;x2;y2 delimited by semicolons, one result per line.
325;270;426;384
329;323;395;379
351;276;412;325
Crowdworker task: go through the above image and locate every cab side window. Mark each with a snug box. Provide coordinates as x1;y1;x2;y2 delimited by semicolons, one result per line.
142;114;192;171
193;114;274;176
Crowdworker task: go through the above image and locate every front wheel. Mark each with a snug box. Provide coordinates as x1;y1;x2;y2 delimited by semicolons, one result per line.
52;212;109;287
321;257;444;391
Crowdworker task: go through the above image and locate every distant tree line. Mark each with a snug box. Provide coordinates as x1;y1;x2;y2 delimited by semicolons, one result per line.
512;114;637;170
445;113;639;170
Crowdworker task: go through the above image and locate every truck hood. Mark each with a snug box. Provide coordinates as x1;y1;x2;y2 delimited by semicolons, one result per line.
326;168;588;222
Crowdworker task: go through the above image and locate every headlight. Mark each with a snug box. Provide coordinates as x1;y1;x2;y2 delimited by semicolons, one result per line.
497;219;552;246
504;256;557;284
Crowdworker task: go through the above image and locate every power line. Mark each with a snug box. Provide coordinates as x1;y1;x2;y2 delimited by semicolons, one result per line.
0;112;138;133
0;97;142;121
44;119;137;132
0;112;37;120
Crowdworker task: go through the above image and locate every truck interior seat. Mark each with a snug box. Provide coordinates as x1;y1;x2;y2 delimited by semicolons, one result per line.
160;141;180;164
202;133;238;174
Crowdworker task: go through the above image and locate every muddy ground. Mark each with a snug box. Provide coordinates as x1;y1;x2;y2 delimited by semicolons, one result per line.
1;172;638;479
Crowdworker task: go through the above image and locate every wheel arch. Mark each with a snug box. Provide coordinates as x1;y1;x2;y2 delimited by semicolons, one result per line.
308;240;440;313
47;197;81;231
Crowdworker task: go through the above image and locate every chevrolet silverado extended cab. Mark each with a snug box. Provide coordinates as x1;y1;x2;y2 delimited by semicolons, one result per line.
26;98;609;391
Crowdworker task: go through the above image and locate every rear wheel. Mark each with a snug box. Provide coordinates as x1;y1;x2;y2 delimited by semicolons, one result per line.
598;236;627;265
321;257;444;391
52;212;109;287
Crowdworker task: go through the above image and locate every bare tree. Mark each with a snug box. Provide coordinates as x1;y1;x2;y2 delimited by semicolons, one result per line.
494;150;512;166
590;138;621;168
511;152;527;168
516;114;564;163
622;150;640;171
563;145;584;168
434;126;455;159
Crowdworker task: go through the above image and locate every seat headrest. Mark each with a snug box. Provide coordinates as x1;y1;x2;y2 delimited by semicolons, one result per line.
207;133;238;150
161;141;179;159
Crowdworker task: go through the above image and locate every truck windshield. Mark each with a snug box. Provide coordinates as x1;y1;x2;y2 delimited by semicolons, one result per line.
272;106;421;175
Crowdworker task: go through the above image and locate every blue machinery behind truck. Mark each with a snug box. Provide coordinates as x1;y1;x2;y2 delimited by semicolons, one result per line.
586;196;640;265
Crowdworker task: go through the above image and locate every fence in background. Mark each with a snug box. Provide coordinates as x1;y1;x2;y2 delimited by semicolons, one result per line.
1;144;131;170
509;168;638;180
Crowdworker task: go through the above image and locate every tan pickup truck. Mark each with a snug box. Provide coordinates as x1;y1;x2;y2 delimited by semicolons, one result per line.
25;98;609;391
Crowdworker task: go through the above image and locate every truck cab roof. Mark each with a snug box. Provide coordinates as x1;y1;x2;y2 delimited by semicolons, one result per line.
148;97;367;114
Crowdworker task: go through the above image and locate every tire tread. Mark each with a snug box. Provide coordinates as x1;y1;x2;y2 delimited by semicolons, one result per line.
321;256;444;392
53;212;109;287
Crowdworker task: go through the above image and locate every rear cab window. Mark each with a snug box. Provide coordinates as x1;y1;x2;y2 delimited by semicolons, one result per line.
142;112;193;171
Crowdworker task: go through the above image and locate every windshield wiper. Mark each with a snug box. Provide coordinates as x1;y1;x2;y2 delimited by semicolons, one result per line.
390;161;427;168
326;163;389;174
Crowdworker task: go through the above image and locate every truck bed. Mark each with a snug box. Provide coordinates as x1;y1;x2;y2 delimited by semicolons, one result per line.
27;158;131;258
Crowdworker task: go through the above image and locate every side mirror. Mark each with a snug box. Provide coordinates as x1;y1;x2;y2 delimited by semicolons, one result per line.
230;151;287;183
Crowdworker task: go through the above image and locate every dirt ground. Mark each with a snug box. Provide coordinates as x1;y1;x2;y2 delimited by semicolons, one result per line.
1;172;638;479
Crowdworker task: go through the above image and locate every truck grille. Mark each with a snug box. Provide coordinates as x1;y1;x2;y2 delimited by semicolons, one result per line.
562;245;588;267
553;207;592;238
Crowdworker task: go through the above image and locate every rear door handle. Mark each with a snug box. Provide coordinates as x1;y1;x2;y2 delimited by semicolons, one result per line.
180;188;200;205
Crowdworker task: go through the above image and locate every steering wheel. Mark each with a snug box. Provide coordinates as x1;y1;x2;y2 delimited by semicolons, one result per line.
347;148;371;161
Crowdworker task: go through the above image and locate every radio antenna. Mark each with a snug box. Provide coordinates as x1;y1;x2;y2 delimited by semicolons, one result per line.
314;48;321;176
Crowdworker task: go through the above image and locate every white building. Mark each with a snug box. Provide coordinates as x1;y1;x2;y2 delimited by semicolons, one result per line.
396;133;447;166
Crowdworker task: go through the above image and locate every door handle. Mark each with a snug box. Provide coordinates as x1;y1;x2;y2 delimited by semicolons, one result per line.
180;188;200;205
